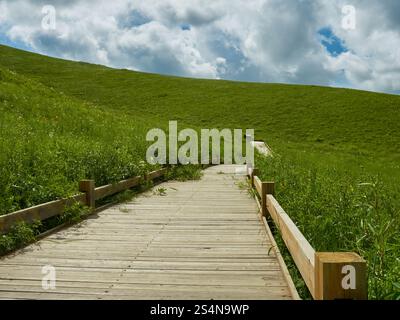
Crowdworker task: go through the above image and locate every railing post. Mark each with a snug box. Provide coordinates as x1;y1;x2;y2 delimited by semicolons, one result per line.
79;180;95;211
265;181;275;196
260;182;266;217
261;181;275;217
314;252;368;300
251;168;258;187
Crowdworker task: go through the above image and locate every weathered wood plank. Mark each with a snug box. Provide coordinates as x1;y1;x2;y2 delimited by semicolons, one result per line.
253;176;263;198
266;194;315;297
146;168;167;181
314;252;368;300
0;194;86;235
0;165;296;300
0;168;167;234
94;176;140;200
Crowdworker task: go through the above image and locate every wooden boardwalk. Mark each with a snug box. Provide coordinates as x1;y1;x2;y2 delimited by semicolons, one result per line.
0;165;296;300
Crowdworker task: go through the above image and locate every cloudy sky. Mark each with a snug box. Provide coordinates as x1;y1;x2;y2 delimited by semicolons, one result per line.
0;0;399;94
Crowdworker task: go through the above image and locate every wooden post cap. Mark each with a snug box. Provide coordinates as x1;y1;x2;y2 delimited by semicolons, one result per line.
315;252;368;300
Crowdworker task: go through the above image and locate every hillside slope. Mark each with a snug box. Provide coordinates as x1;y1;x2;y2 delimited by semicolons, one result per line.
1;45;400;169
0;66;155;214
0;44;399;299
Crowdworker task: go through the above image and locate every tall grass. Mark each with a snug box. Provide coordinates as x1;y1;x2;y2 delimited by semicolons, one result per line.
256;152;400;299
0;67;156;215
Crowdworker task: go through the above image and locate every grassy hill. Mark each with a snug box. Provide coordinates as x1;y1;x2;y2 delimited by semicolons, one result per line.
0;44;399;299
1;45;400;168
0;66;158;214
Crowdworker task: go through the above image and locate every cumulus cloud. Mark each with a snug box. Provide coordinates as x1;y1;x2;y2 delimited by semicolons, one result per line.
0;0;399;93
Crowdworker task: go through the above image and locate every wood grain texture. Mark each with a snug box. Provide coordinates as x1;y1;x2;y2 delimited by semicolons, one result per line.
0;194;86;235
266;194;316;297
314;252;367;300
94;176;141;200
0;165;296;300
0;168;166;235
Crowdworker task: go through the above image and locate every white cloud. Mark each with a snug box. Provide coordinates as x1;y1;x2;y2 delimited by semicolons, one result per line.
0;0;399;93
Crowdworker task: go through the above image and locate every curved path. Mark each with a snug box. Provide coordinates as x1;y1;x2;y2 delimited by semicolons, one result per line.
0;165;296;300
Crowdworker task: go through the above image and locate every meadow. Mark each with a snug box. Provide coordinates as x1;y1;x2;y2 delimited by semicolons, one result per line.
256;150;400;299
0;66;157;215
0;45;399;299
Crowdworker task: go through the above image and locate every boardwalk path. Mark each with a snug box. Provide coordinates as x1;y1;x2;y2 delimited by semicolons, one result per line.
0;165;295;300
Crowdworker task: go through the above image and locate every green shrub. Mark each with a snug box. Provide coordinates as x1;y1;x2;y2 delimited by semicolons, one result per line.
0;221;41;255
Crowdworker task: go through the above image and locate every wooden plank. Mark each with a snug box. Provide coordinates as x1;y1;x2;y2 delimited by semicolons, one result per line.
253;176;268;216
0;194;86;235
0;281;290;295
0;168;166;234
94;176;140;200
261;216;301;300
146;168;167;181
253;176;263;198
266;194;316;297
0;286;292;300
0;164;295;300
0;259;281;271
0;281;290;294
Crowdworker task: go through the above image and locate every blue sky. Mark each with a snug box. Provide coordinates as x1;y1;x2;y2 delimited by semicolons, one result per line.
318;27;348;57
0;33;30;51
0;0;399;94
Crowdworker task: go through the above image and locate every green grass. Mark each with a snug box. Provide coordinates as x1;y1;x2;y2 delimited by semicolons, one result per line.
256;151;400;300
0;44;399;299
165;164;204;181
1;45;400;169
0;66;158;215
0;202;90;256
0;221;41;256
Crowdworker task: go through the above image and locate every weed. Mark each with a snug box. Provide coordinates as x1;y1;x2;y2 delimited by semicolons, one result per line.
154;187;167;196
119;207;129;213
0;221;41;255
58;202;90;225
114;189;137;203
166;165;203;181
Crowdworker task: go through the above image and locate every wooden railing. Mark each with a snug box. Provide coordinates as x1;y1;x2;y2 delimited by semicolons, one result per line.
247;166;368;300
0;168;167;235
0;163;368;299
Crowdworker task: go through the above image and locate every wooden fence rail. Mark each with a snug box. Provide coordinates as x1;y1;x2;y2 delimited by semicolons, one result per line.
0;168;167;235
0;163;368;300
246;166;368;300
